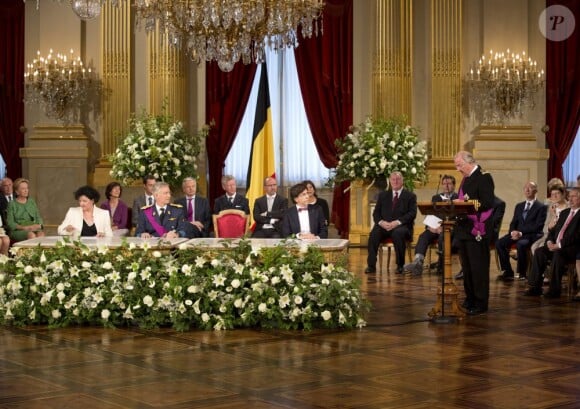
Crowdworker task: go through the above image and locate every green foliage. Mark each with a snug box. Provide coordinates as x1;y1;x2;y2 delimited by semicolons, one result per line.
109;106;208;188
332;116;428;191
0;239;369;331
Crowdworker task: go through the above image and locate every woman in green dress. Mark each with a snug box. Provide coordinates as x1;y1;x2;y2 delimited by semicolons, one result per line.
6;178;45;242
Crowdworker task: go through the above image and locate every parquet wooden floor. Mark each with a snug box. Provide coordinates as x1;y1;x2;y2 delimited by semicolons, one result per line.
1;248;579;408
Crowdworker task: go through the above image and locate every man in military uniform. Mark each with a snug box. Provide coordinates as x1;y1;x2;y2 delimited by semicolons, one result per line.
135;182;191;239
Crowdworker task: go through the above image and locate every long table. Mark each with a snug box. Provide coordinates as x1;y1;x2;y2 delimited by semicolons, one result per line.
184;238;350;265
12;237;350;265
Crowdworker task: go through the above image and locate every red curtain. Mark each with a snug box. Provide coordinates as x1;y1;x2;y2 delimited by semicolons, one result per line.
546;0;580;180
294;0;353;237
0;0;25;179
205;62;257;207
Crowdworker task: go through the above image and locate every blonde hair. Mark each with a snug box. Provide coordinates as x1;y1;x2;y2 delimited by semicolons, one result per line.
13;178;30;191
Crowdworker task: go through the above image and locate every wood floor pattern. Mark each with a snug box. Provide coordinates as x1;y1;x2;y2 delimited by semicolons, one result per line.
1;248;579;409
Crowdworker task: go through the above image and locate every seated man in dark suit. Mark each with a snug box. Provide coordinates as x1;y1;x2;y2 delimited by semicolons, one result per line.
366;171;417;274
0;177;15;226
525;187;580;298
404;174;458;276
252;176;288;238
135;182;191;239
497;181;547;281
281;183;327;239
175;177;211;238
213;175;250;215
132;175;157;228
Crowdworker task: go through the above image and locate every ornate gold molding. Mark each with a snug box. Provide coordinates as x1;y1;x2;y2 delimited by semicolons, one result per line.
430;0;462;161
372;0;413;119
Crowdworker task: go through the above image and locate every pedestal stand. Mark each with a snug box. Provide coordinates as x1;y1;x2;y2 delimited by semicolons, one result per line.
418;202;477;322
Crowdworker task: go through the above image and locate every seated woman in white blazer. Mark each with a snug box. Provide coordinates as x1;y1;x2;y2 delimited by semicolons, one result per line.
58;185;113;238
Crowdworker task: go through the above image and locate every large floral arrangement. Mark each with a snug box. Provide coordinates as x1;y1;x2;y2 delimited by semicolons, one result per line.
109;108;207;188
0;239;368;331
332;116;428;191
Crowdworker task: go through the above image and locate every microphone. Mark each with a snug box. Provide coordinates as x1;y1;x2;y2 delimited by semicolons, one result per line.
434;174;442;201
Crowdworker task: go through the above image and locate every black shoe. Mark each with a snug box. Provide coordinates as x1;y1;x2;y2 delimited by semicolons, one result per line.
517;276;527;281
523;288;542;296
429;262;439;269
454;270;463;279
364;267;376;274
395;267;404;274
497;273;514;282
461;300;473;309
543;291;561;299
572;295;580;302
466;307;487;316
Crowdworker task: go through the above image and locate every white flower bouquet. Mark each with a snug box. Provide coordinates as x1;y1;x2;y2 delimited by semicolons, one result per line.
0;239;369;331
332;116;429;190
109;108;207;188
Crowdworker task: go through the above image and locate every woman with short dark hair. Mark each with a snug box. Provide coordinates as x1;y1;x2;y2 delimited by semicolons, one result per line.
58;185;113;237
100;181;129;236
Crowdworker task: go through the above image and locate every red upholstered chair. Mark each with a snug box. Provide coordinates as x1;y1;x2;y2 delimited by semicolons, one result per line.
213;210;249;238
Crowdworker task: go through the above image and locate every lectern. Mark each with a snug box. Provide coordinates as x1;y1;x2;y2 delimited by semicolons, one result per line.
417;201;478;322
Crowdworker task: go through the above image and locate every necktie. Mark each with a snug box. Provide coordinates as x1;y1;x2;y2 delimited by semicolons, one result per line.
556;209;576;244
522;202;531;220
159;208;166;223
148;196;153;206
298;207;308;212
392;191;399;210
229;196;234;205
187;198;193;221
7;195;11;202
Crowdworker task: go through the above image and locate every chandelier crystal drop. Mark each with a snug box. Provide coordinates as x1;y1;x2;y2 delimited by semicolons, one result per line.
465;49;545;124
133;0;325;72
70;0;102;20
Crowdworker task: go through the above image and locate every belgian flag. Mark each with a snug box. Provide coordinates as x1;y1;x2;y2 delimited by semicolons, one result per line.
246;64;276;228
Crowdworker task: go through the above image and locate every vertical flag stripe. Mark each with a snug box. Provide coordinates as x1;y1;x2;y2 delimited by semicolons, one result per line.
246;64;276;228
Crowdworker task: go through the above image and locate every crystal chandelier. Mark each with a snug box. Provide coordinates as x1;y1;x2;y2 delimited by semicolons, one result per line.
465;49;545;124
24;49;104;123
25;0;120;20
133;0;325;72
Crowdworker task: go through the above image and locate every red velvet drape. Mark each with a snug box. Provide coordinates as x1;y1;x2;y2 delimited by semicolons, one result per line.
546;0;580;180
0;0;25;178
205;62;257;207
294;0;353;237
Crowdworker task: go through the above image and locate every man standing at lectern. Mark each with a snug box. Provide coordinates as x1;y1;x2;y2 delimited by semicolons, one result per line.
453;151;495;315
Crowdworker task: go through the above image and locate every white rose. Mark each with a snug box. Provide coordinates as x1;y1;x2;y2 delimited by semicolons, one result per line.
101;309;111;320
143;295;154;307
201;313;210;322
51;309;61;319
321;310;332;321
258;303;268;312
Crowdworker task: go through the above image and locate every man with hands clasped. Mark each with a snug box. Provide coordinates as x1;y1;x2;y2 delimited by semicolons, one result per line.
281;182;327;240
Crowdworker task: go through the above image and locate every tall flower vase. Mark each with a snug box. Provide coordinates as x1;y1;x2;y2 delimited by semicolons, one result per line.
348;180;380;247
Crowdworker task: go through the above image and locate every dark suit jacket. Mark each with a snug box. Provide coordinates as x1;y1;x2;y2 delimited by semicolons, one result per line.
132;194;154;227
507;200;547;238
135;204;190;237
0;196;8;226
253;194;288;234
546;207;580;258
455;166;495;241
214;194;250;214
373;189;417;234
175;195;211;237
281;205;328;238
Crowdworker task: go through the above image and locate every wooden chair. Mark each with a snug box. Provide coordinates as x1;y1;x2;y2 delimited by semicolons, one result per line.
378;238;413;273
213;209;249;238
564;262;578;297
